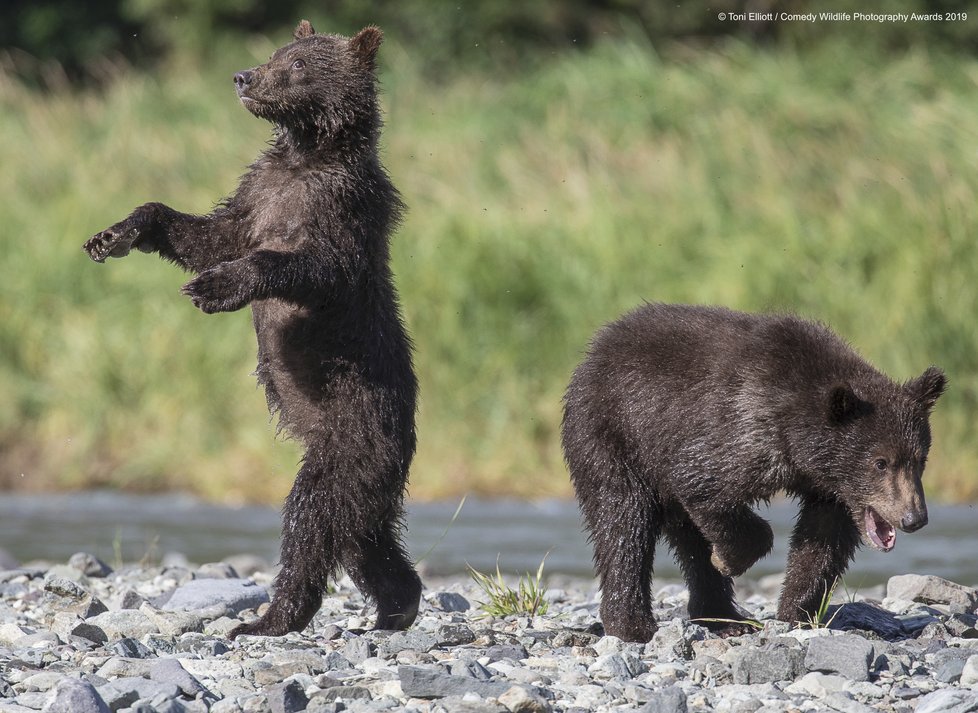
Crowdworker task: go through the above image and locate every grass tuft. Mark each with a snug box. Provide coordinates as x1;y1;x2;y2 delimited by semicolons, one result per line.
467;556;550;618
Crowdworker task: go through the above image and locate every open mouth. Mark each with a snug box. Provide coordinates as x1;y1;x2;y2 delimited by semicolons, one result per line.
864;506;896;552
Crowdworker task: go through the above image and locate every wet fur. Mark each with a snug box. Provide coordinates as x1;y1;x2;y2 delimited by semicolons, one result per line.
561;303;945;641
83;22;421;637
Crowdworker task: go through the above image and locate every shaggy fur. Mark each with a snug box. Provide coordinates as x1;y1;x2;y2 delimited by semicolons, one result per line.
561;303;945;642
83;22;422;637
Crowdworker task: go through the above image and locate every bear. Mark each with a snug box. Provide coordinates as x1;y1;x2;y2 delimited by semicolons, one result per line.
561;303;946;641
83;21;423;638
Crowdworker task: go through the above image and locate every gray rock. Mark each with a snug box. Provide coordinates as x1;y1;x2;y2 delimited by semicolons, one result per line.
342;636;375;665
637;685;687;713
86;610;157;640
150;658;212;699
937;657;967;683
110;638;153;659
498;685;551;713
805;635;874;681
961;655;978;686
821;692;878;713
314;686;373;702
69;553;113;578
732;646;804;684
914;689;978;713
485;644;529;662
431;592;471;612
377;631;438;658
398;665;523;699
44;576;89;600
886;575;978;609
114;589;147;611
267;680;308;713
449;659;493;680
96;677;181;710
436;623;476;646
41;678;110;713
195;562;238;579
826;602;906;639
222;554;271;578
162;578;269;617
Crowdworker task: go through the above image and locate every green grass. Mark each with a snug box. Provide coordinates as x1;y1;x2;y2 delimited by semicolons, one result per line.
468;556;549;619
1;36;977;502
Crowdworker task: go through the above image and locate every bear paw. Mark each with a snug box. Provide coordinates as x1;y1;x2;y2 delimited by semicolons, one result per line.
182;262;257;314
83;224;139;263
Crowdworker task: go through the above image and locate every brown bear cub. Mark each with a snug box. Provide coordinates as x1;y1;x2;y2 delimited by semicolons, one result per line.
562;303;946;642
83;22;422;637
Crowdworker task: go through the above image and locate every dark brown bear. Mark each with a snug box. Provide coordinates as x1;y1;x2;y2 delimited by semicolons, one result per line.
561;303;946;641
83;21;422;637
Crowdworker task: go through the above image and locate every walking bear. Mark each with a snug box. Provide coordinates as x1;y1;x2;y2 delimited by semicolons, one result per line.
83;21;422;637
562;303;946;641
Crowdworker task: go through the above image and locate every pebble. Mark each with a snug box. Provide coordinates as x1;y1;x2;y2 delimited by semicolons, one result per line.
0;558;975;712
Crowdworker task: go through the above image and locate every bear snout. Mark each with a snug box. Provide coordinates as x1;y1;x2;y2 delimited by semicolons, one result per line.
900;508;928;532
234;70;254;94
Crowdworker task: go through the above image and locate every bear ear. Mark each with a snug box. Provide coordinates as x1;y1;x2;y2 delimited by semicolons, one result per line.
349;25;383;68
827;383;865;425
293;19;316;40
906;366;946;411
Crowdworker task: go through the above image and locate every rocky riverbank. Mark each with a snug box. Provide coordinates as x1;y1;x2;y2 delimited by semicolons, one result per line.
2;554;978;712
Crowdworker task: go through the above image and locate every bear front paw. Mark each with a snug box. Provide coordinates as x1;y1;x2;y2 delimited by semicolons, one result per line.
83;224;138;263
182;262;256;314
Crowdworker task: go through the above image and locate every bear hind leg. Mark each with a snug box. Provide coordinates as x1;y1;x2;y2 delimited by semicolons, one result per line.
663;507;753;636
342;515;422;631
583;478;661;642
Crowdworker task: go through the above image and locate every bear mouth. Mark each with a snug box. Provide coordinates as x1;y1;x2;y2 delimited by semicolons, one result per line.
863;506;896;552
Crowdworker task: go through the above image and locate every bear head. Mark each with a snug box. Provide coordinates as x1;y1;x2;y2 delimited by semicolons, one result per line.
232;21;383;143
816;365;946;552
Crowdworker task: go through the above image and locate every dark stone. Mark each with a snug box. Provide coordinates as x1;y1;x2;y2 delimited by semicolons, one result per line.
637;685;688;713
732;646;805;684
449;659;493;680
485;644;529;662
398;665;525;699
436;624;476;646
42;678;110;713
378;631;438;658
805;634;874;681
268;679;309;713
431;592;471;612
314;686;373;703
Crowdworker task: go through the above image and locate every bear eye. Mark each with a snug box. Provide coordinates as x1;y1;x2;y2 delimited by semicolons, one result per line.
291;59;306;70
874;458;888;472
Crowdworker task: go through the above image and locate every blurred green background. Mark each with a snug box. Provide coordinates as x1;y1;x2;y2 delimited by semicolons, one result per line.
1;1;976;504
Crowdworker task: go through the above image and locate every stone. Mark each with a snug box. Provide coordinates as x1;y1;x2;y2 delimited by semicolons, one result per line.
485;644;529;662
41;678;110;713
139;603;203;635
162;578;269;617
313;686;373;702
914;689;978;713
886;575;978;609
960;655;978;686
637;685;687;713
498;685;551;713
68;553;113;578
195;562;238;579
86;610;157;640
44;576;89;600
96;677;180;711
95;657;154;679
436;623;476;646
222;554;271;578
342;636;375;664
150;658;212;699
267;680;308;713
377;630;438;658
821;692;878;713
936;657;967;683
732;646;804;684
110;638;153;659
805;635;874;681
431;592;471;612
398;665;521;699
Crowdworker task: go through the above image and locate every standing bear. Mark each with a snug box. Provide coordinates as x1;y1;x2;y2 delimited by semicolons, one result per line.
83;21;422;637
561;303;945;641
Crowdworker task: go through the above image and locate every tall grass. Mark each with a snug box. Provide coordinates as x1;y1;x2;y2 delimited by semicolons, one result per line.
1;37;976;502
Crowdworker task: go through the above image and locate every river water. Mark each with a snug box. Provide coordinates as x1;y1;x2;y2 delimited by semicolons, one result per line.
0;491;975;587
